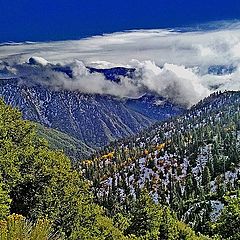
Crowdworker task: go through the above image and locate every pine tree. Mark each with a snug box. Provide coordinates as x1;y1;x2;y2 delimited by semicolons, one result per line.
215;192;240;240
126;188;163;238
202;166;211;194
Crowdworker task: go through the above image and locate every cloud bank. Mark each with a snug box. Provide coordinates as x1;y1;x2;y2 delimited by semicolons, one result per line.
1;20;240;107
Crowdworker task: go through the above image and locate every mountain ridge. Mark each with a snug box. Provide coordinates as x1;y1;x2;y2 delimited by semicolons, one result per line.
0;66;184;148
79;90;240;236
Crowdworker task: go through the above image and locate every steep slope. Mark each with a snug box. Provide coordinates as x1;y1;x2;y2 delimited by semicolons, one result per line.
36;123;95;160
81;91;240;235
0;79;154;147
0;63;185;148
125;94;185;121
0;98;210;240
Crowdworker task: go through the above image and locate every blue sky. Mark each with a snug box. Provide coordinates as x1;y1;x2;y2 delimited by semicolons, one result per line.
0;0;240;42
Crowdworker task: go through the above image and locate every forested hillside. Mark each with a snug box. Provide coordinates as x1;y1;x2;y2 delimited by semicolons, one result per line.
0;99;212;239
0;78;153;148
36;123;95;160
80;91;240;239
0;92;239;239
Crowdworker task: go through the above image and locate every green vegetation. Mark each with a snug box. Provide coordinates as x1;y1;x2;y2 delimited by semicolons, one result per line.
0;214;61;240
0;92;239;239
80;91;240;239
214;193;240;240
0;181;11;220
36;123;95;161
0;99;125;239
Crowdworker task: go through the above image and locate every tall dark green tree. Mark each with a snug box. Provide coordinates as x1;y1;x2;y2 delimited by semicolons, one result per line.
215;192;240;240
202;166;211;194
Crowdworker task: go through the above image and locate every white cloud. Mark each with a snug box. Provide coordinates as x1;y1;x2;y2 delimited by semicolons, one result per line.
131;60;210;107
1;20;240;107
28;56;49;66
